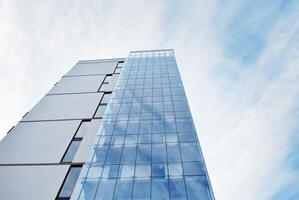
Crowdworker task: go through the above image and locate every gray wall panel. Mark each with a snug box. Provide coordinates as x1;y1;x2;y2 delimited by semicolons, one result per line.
22;93;103;121
0;120;80;164
0;165;69;200
73;119;101;163
66;62;118;76
48;75;105;94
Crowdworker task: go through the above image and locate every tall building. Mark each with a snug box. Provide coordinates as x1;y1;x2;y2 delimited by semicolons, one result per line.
0;49;214;200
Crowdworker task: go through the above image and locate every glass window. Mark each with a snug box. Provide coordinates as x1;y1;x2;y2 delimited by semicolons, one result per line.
57;166;81;199
139;120;152;133
86;164;103;179
93;146;108;164
165;119;177;133
101;121;115;135
105;145;122;164
152;120;165;133
132;179;150;199
101;93;112;104
138;134;151;144
176;119;194;133
183;162;205;176
168;163;183;177
163;102;173;111
166;133;178;143
169;178;187;200
152;144;167;163
76;179;98;200
75;121;91;138
94;179;116;200
102;165;119;179
113;121;127;135
119;165;135;178
95;105;107;118
125;135;138;144
152;164;168;177
151;178;170;200
185;176;212;200
114;179;133;200
180;142;202;162
130;103;142;113
111;135;124;145
62;140;81;162
119;103;131;114
152;134;165;143
178;132;197;142
173;101;188;111
136;144;151;163
121;145;137;164
135;164;151;178
166;143;181;162
97;136;111;146
126;120;139;133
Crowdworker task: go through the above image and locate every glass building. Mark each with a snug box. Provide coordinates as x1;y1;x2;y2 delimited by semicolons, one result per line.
71;50;214;200
0;49;214;200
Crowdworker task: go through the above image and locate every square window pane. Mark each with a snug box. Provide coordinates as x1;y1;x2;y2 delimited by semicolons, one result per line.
126;121;139;134
119;165;135;178
132;179;150;199
151;178;170;200
185;176;212;200
114;179;133;200
152;144;167;163
95;179;116;200
176;119;194;133
93;146;108;164
165;119;177;132
102;165;119;179
166;133;178;143
152;120;165;133
105;145;122;164
121;145;137;164
125;135;138;144
169;178;187;200
113;121;127;135
178;132;197;142
166;143;181;162
152;134;165;143
139;120;152;133
97;136;111;146
183;162;205;176
168;163;183;177
136;144;151;163
180;142;202;162
135;164;151;178
87;164;103;179
152;164;168;177
76;179;98;200
111;135;124;145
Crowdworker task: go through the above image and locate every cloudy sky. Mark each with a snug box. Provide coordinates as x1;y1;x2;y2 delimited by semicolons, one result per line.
1;0;299;199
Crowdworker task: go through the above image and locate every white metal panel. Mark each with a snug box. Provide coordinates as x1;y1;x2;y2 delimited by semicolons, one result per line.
48;75;105;94
0;165;69;200
22;93;103;121
73;119;101;163
0;120;81;164
66;62;118;76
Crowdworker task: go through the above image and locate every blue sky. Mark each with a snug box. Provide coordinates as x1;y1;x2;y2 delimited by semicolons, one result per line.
0;0;299;199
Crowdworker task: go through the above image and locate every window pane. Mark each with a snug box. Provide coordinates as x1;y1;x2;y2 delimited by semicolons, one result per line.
152;144;167;163
119;165;135;178
125;135;138;144
58;166;81;198
180;142;202;162
166;133;178;143
95;105;107;118
105;145;122;164
113;121;127;135
183;162;205;176
75;121;91;138
152;164;168;178
94;179;116;200
62;140;81;162
121;145;137;164
165;119;177;133
136;144;151;163
132;179;150;199
102;165;119;179
86;164;103;179
167;143;181;162
169;178;187;200
93;146;108;164
101;93;112;104
111;135;124;145
97;136;111;146
138;134;151;144
168;163;183;177
76;179;98;200
151;178;170;200
135;164;151;178
139;120;152;133
152;134;165;143
178;132;197;142
126;121;139;133
185;176;212;200
176;119;194;132
114;179;133;200
173;101;188;111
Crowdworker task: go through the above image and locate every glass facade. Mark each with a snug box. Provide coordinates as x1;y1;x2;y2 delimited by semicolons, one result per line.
71;50;214;200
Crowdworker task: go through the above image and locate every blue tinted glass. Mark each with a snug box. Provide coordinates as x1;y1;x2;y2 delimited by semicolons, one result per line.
165;119;177;132
151;178;170;200
62;140;81;162
178;132;197;142
105;145;122;164
121;145;137;164
86;164;103;179
152;144;167;163
125;135;138;144
169;178;187;200
152;164;168;177
173;101;188;112
135;164;151;178
163;102;173;111
138;134;151;144
180;142;202;162
167;143;181;162
126;120;139;133
77;179;98;200
185;176;212;200
113;121;127;135
136;144;151;163
183;162;205;176
98;136;111;146
168;163;183;177
152;120;165;133
111;135;124;145
152;134;165;143
139;120;152;133
176;119;194;132
119;165;135;178
102;121;115;135
102;165;119;179
93;146;108;164
114;179;133;200
94;179;116;200
132;179;150;199
166;133;178;143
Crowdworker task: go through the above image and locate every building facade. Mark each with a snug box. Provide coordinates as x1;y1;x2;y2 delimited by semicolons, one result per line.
0;49;214;200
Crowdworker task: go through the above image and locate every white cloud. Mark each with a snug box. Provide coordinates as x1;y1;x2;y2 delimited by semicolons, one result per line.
0;0;298;199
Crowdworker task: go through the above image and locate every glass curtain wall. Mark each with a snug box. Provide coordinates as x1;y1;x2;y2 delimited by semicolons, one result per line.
71;49;214;200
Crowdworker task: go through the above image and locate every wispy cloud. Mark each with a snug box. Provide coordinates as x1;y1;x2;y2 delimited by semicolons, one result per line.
0;0;298;199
